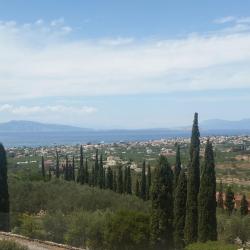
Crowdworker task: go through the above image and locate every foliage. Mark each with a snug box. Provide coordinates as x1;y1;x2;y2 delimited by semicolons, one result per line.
240;194;249;216
104;210;150;250
185;113;200;244
13;214;45;239
224;187;235;215
185;241;236;250
173;169;187;249
9;179;149;215
0;143;10;231
198;140;217;242
140;161;146;200
150;155;173;248
174;144;181;188
0;240;28;250
218;214;250;245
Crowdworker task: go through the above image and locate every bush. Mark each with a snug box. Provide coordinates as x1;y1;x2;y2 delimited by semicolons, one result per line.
9;179;149;215
104;210;150;250
13;214;45;240
217;214;250;245
185;241;237;250
0;240;28;250
65;210;110;249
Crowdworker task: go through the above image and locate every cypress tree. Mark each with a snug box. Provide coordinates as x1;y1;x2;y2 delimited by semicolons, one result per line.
124;166;128;193
48;167;52;180
72;156;75;181
185;112;200;244
0;144;10;231
146;164;151;200
78;145;85;184
240;194;248;216
56;151;60;178
113;171;117;192
94;149;99;186
173;169;187;250
198;140;217;242
126;166;132;194
150;155;174;249
85;158;89;184
98;154;104;188
41;156;46;181
225;186;235;216
117;166;123;194
217;180;224;209
174;145;181;189
135;179;140;197
106;167;113;190
141;160;147;200
64;156;69;181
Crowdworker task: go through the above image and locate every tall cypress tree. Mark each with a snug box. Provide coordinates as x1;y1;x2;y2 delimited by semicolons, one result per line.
113;171;117;192
150;155;174;249
56;151;60;178
106;167;113;190
185;112;200;244
98;154;104;188
72;156;75;181
146;164;151;200
85;158;89;184
135;179;140;197
94;149;99;186
225;186;235;216
198;140;217;242
141;160;147;200
117;166;123;194
217;180;224;209
126;166;132;194
124;166;128;193
174;145;181;189
0;144;9;231
64;156;69;181
173;169;187;250
78;145;85;184
240;194;248;216
41;156;46;181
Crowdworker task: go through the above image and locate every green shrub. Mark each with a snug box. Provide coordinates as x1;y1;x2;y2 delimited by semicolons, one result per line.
104;210;150;250
185;241;237;250
64;210;110;249
0;240;28;250
9;179;149;215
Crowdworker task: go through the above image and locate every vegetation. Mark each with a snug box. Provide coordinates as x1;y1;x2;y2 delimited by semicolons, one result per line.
185;241;237;250
0;143;10;231
0;113;248;250
198;140;217;242
185;113;200;244
0;240;28;250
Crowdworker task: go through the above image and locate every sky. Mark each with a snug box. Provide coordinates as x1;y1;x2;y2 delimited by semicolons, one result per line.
0;0;250;129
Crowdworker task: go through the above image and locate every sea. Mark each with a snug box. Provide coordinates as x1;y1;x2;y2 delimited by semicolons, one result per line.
0;129;249;147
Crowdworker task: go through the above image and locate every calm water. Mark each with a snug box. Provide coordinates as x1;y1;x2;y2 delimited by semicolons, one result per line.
0;130;190;147
0;129;248;147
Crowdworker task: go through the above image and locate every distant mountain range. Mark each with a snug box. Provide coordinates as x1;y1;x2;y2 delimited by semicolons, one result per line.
0;120;91;132
0;119;250;147
200;119;250;130
0;119;250;133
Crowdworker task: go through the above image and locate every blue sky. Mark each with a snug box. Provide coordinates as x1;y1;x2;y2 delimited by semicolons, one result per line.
0;0;250;128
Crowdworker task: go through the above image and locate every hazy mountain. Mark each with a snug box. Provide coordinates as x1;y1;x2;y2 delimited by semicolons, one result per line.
200;119;250;130
0;120;91;132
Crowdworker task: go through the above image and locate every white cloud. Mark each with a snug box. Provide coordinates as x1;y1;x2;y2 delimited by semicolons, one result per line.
214;16;236;24
0;18;250;101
